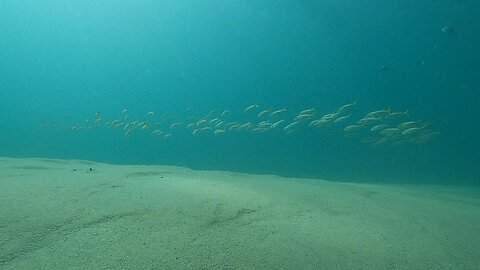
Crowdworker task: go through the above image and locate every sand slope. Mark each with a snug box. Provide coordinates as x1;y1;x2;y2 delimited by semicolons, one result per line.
0;157;479;269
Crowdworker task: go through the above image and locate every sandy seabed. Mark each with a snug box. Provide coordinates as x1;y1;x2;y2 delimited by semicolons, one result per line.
0;157;479;270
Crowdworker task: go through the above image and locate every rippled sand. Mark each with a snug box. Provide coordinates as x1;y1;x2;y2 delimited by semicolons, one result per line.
0;157;479;269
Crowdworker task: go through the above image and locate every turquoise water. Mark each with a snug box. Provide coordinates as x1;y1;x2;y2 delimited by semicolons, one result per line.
1;0;479;185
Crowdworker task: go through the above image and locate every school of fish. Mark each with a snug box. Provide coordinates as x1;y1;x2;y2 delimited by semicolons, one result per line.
44;101;440;146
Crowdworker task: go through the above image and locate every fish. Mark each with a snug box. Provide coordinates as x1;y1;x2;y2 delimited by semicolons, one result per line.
215;121;225;128
207;110;218;117
244;104;259;113
159;114;174;121
401;127;425;136
239;122;253;130
225;121;239;126
187;123;196;129
111;120;121;127
334;114;351;123
147;111;154;116
397;121;421;130
284;121;300;131
214;129;225;136
209;118;220;125
170;122;182;129
121;109;128;114
251;128;267;133
270;109;287;117
379;65;390;72
196;119;208;126
412;131;439;143
295;114;314;122
220;110;231;118
380;128;400;135
124;123;134;130
151;130;164;136
374;137;390;145
365;108;390;118
270;120;285;129
338;101;356;112
258;121;272;128
136;121;149;129
163;133;172;139
344;125;364;132
124;129;134;137
411;136;430;144
299;108;316;115
258;110;271;118
193;127;211;135
370;124;388;132
442;26;453;34
320;113;339;122
229;124;241;131
309;119;329;127
386;110;409;119
309;120;319;127
357;117;380;125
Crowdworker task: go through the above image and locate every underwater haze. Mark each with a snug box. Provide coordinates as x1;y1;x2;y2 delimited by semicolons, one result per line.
1;0;479;185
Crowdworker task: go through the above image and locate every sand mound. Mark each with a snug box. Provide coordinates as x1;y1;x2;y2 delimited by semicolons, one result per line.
1;157;479;269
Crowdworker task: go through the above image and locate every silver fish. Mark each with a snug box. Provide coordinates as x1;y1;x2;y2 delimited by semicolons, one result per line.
270;109;287;117
258;110;271;118
401;127;424;136
365;108;390;118
344;125;364;132
284;121;300;131
334;114;351;123
380;128;400;135
357;117;380;125
386;110;409;119
299;108;316;115
220;110;231;118
244;104;259;113
370;124;388;132
271;120;285;129
338;101;356;112
214;129;225;136
295;114;315;122
397;121;421;130
193;127;211;135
